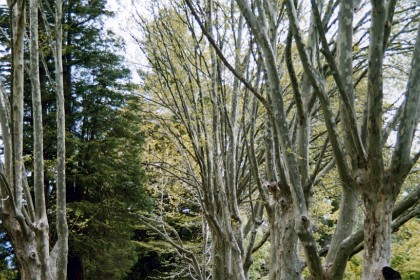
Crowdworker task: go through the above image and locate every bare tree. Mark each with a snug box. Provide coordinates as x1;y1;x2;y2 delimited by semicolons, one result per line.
186;0;419;279
133;0;419;279
133;1;270;278
0;0;68;278
284;0;420;279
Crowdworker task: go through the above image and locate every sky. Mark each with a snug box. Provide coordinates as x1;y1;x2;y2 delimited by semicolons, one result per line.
105;0;143;83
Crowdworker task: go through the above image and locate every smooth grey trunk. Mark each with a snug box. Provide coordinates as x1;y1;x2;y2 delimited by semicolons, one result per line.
10;0;25;216
6;1;42;278
53;0;69;278
30;0;51;278
362;190;393;279
278;192;301;280
324;1;359;278
1;1;45;279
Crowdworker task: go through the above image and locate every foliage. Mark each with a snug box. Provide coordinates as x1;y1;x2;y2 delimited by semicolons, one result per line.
0;230;17;280
247;232;270;280
58;5;148;277
343;254;363;280
127;214;202;279
391;219;420;279
68;202;139;279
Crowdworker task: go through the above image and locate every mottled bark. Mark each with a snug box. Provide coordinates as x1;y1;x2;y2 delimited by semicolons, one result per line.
362;189;393;279
362;1;388;278
54;0;69;278
210;227;246;280
278;190;301;280
0;0;68;278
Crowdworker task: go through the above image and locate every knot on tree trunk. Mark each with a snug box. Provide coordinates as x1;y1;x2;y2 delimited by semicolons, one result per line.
29;251;37;260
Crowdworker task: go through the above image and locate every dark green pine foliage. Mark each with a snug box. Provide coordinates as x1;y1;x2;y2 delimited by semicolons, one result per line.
0;1;148;279
0;232;19;280
58;1;149;279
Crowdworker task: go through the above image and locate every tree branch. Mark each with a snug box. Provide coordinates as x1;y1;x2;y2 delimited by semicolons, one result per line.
285;0;353;187
390;22;420;187
184;0;269;110
311;0;367;163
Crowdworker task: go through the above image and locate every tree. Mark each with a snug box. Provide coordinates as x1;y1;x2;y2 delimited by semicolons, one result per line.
134;0;420;279
132;2;270;278
284;1;419;279
0;0;68;278
38;0;149;278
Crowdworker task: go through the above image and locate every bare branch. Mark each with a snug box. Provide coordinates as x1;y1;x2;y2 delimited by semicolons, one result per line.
184;0;269;109
311;0;367;163
390;23;420;187
139;214;203;280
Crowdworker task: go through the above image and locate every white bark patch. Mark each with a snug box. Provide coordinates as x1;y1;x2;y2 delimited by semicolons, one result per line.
345;17;352;26
346;50;352;62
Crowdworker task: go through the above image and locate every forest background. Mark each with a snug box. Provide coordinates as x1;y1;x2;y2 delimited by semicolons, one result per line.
0;0;419;279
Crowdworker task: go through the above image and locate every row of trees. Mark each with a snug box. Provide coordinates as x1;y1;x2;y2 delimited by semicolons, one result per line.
135;0;420;279
0;0;418;279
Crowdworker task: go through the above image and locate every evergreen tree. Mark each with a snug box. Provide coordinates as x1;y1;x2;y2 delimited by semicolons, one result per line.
56;1;148;278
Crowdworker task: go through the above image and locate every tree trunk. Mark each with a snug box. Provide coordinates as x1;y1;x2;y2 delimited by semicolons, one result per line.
325;188;358;280
0;0;68;278
1;217;41;280
265;194;300;280
210;225;246;280
278;196;301;280
268;205;281;280
362;188;394;280
54;0;69;278
363;1;388;278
